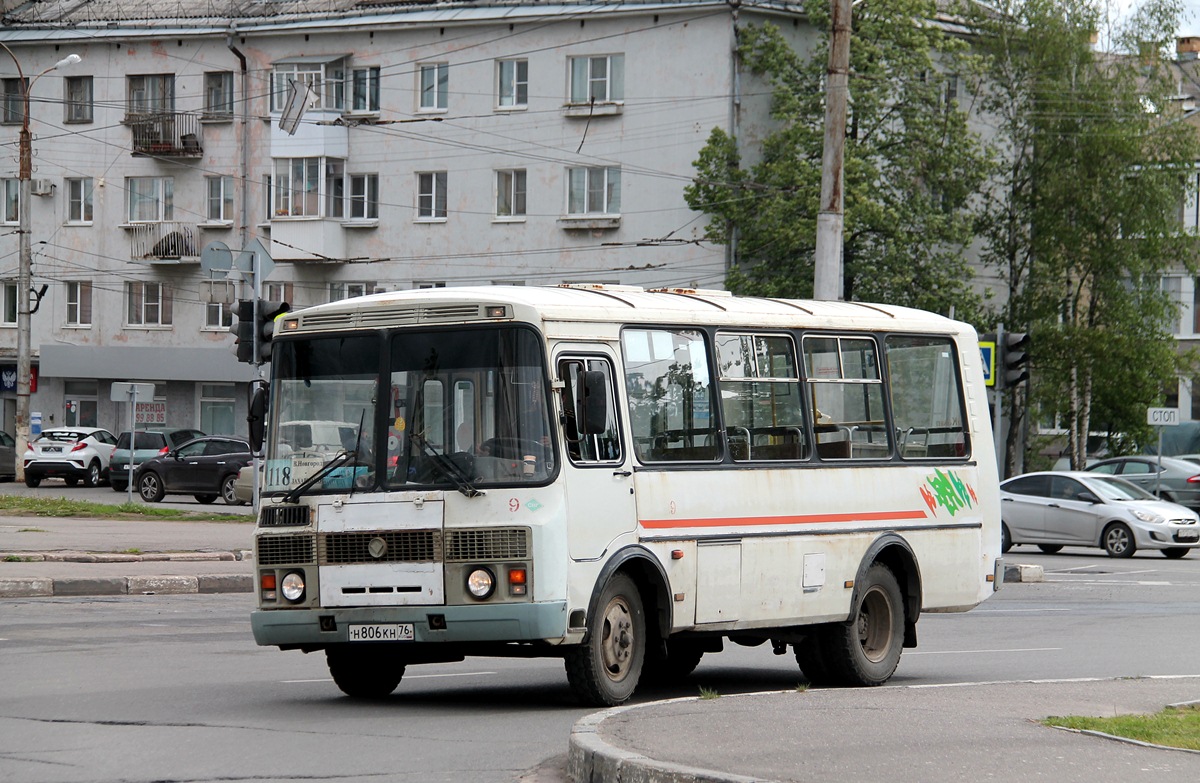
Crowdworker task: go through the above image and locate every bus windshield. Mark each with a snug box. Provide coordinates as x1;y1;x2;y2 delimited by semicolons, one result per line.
265;326;554;494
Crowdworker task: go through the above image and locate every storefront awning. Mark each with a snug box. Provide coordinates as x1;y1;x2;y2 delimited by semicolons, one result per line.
40;345;258;383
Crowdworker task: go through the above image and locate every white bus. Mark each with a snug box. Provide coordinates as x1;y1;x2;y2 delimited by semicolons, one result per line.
250;285;1002;706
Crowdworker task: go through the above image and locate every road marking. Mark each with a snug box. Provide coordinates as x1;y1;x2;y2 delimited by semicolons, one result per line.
975;607;1074;613
1050;569;1158;576
1045;579;1174;585
283;671;497;684
908;647;1061;656
903;674;1200;690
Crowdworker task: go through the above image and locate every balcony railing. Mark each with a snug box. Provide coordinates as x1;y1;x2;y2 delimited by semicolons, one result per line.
127;221;199;261
126;111;204;157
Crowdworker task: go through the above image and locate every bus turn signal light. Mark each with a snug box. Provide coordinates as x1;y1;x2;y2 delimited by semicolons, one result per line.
509;568;527;596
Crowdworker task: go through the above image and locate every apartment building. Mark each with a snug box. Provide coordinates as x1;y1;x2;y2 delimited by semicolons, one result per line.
0;0;813;436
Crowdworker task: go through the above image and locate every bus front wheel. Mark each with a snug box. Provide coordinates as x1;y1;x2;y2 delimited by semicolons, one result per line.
825;563;905;687
326;645;405;699
565;573;646;706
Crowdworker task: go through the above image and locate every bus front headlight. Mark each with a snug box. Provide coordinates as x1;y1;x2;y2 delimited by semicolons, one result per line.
280;571;306;602
466;568;495;599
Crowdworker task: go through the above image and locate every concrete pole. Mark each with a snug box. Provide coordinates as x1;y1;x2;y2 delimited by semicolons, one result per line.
814;0;852;301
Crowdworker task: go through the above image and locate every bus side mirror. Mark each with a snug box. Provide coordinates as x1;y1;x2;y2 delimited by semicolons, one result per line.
581;371;608;435
248;380;268;452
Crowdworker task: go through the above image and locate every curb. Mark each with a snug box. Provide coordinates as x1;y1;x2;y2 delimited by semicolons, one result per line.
1004;563;1045;583
567;697;773;783
0;573;253;597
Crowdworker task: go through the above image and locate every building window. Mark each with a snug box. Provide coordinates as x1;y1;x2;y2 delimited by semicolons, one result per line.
126;281;173;326
200;384;237;435
569;55;624;103
65;281;92;326
497;60;528;108
67;178;93;223
204;282;233;330
496;169;527;218
567;166;621;215
127;177;174;222
419;63;449;111
2;78;26;125
351;67;380;112
64;76;93;123
417;172;448;219
126;74;175;116
273;157;346;218
326;159;346;218
349;174;379;219
2;281;16;325
205;175;234;222
265;282;294;307
204;72;234;118
329;282;374;302
417;281;446;289
2;179;17;223
271;60;344;112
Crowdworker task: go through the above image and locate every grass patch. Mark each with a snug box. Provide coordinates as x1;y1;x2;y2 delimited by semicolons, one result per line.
18;527;46;533
795;683;809;693
122;548;143;555
698;686;720;700
0;496;248;523
3;554;35;562
1045;703;1200;751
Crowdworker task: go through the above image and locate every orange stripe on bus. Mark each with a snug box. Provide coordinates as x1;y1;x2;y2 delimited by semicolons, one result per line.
639;509;930;529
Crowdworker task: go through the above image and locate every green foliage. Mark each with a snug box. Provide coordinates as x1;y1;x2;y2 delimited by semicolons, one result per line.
686;0;992;318
0;495;248;522
1045;703;1200;751
968;0;1200;466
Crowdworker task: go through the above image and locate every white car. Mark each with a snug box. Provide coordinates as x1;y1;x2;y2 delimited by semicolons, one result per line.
1000;470;1200;558
23;427;118;488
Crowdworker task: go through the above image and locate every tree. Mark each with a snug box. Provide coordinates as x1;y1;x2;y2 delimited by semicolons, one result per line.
685;0;992;318
969;0;1200;473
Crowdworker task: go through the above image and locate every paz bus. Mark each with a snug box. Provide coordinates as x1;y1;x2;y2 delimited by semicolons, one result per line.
249;285;1002;706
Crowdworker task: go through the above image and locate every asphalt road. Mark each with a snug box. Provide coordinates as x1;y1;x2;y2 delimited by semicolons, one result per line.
4;547;1200;782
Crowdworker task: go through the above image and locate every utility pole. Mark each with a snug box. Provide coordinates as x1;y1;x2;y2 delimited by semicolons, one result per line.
813;0;852;301
0;44;81;480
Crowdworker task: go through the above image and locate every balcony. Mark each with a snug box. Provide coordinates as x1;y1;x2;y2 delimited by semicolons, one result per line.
126;111;204;158
125;221;199;262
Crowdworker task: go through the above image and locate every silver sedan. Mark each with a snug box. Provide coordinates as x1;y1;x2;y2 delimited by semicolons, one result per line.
1000;471;1200;558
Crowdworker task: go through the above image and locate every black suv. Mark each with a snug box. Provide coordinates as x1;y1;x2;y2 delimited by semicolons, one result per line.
134;436;253;505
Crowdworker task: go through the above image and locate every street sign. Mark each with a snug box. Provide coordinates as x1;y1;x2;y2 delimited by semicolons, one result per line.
110;382;155;403
1147;407;1180;427
979;341;995;387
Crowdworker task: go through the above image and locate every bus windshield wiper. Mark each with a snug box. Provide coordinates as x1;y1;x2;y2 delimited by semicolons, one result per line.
280;449;355;505
409;430;482;498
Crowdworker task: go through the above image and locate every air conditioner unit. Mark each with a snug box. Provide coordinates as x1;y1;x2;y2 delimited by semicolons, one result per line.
31;179;55;196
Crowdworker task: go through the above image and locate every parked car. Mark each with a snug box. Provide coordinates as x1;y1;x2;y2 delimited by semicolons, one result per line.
0;430;15;481
134;436;253;505
1084;456;1200;511
1000;470;1200;558
22;427;118;488
233;462;256;505
109;428;206;492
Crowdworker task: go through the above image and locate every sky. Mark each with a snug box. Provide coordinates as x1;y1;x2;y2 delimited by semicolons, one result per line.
1184;1;1200;37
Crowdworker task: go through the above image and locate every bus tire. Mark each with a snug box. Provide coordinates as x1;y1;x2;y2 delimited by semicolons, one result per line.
642;638;705;684
565;573;645;706
794;629;836;686
825;563;904;687
326;645;405;699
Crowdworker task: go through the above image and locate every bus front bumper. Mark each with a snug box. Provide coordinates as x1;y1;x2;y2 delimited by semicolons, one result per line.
251;601;569;649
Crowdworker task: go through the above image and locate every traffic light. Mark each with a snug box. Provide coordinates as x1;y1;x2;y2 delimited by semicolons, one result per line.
1002;332;1031;388
230;300;256;364
256;300;290;363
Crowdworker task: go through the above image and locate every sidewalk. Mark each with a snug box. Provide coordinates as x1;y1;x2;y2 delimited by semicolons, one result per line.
0;514;254;597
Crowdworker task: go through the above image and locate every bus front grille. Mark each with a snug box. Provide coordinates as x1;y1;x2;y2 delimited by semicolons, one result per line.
319;530;440;564
444;528;529;561
259;505;310;527
258;534;316;565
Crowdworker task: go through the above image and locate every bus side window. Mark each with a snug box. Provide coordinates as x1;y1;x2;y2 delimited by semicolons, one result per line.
885;335;969;460
560;357;622;464
715;332;809;462
804;335;891;460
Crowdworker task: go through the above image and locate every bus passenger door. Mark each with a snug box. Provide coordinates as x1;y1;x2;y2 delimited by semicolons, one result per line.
557;353;637;560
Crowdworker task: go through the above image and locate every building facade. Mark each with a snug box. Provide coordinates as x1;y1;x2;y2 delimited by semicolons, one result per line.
0;0;812;438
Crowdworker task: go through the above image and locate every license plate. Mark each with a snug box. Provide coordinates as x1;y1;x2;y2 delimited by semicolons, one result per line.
42;446;62;454
1176;531;1199;542
348;623;414;642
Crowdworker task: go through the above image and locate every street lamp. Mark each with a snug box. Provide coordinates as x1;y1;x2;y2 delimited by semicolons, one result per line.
0;44;81;480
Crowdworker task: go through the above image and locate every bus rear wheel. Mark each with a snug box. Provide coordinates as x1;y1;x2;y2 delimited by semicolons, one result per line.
565;573;645;706
824;563;905;687
642;638;705;684
794;628;836;686
326;645;405;699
